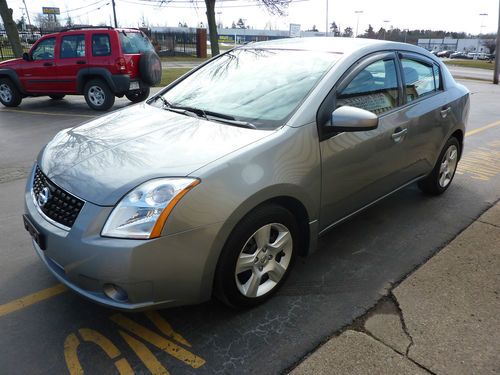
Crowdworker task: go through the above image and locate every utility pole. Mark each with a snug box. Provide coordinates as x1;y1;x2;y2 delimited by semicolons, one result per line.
494;0;500;84
111;0;118;27
355;10;363;37
325;0;328;36
22;0;31;30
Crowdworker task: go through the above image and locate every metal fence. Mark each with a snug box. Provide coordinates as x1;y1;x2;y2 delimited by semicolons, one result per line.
0;29;55;60
150;30;198;57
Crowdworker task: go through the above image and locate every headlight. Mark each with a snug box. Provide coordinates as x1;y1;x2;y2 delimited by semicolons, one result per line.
102;178;200;239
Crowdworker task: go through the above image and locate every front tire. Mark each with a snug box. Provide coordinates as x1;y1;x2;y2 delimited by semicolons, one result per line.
214;204;299;309
125;87;150;103
0;78;22;107
83;79;115;111
418;137;460;195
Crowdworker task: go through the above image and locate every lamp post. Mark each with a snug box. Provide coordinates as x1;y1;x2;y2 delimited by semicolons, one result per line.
475;13;488;59
494;0;500;84
325;0;329;36
355;10;363;37
383;20;390;40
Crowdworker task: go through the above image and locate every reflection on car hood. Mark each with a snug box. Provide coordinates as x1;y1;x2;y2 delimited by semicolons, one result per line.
39;103;272;205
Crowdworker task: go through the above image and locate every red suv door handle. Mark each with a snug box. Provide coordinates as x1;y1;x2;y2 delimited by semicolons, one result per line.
76;61;86;65
43;62;53;67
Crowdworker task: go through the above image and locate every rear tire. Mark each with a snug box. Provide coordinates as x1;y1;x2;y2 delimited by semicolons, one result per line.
49;95;65;100
0;78;22;107
125;87;150;103
83;79;115;111
214;204;299;309
418;137;460;195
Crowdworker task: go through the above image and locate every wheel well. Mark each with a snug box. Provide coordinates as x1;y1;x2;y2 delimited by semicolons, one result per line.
80;75;106;92
450;129;464;159
262;196;310;257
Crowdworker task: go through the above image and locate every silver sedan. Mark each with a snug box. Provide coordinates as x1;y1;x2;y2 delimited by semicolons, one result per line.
23;37;469;310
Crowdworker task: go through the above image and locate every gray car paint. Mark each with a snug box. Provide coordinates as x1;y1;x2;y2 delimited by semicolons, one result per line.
25;38;469;310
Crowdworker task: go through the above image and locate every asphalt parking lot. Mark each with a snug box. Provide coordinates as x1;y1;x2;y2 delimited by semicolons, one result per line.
1;78;500;374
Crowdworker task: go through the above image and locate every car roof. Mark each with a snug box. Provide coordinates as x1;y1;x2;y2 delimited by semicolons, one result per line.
242;37;433;58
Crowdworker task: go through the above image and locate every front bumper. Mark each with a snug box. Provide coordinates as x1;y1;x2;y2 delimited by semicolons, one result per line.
24;174;222;311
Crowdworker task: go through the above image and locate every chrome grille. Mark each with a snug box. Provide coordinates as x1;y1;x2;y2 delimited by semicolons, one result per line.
32;166;84;229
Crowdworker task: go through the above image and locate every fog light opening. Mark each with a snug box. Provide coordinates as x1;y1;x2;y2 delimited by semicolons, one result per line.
103;283;129;302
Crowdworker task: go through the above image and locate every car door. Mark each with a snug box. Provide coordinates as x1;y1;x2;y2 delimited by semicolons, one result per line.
397;53;454;176
20;36;60;93
56;33;88;93
318;52;418;231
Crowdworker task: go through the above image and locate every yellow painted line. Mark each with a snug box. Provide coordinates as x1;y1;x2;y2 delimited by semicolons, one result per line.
64;333;83;375
465;120;500;137
114;358;135;375
145;310;192;347
119;331;171;375
79;328;121;359
0;284;67;318
110;314;206;368
1;108;96;118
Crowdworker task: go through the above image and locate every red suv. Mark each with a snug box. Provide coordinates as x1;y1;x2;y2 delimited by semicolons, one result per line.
0;27;162;110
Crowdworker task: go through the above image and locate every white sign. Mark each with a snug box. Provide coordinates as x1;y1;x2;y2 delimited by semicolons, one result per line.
289;24;301;38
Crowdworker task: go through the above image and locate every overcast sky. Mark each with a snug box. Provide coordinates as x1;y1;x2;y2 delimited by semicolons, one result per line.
9;0;500;35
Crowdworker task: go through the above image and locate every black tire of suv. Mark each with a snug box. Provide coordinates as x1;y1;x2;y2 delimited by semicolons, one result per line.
125;87;150;103
139;51;162;86
0;78;22;107
83;79;115;111
49;95;65;100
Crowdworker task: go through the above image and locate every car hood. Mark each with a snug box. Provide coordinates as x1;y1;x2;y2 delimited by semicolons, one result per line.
38;103;272;206
0;58;22;68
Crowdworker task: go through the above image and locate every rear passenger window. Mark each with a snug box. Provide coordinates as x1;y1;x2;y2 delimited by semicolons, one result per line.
337;59;399;116
60;35;85;58
401;59;437;102
92;34;111;56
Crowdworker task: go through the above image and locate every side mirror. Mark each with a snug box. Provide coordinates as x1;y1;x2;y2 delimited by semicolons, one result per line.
330;106;378;132
22;52;31;61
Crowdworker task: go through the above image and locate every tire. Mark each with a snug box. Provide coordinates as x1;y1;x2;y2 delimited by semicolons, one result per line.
214;204;299;309
418;137;460;195
125;87;150;103
49;95;65;100
83;79;115;111
139;51;162;86
0;78;22;107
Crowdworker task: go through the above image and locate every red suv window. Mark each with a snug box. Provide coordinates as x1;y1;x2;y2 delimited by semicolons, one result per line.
60;35;85;59
92;34;111;56
32;37;56;60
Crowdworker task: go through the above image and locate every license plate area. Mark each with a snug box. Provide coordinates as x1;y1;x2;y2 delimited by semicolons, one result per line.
129;81;140;90
23;214;46;250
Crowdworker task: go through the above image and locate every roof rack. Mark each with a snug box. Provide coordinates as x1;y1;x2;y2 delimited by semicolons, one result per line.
60;26;114;32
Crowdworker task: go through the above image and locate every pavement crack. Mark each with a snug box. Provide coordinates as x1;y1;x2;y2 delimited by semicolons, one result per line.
388;293;414;356
478;220;500;229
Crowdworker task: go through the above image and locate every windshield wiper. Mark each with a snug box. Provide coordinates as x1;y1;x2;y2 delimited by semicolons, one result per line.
155;96;207;120
206;116;257;129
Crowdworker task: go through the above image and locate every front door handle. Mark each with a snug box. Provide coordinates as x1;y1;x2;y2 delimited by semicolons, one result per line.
43;62;53;67
440;106;452;118
391;127;408;143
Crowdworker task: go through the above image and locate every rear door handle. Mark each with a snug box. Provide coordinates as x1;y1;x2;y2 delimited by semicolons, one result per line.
440;106;452;118
76;60;86;65
391;128;408;142
43;62;53;67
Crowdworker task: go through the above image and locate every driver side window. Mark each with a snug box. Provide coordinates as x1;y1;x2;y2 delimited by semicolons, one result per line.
32;38;56;60
337;59;399;116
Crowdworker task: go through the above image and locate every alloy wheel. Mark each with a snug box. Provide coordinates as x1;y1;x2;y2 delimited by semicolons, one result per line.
88;86;106;107
0;83;13;103
234;223;293;298
438;144;458;188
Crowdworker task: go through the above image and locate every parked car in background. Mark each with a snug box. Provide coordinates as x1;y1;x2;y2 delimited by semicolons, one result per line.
437;50;454;58
23;38;469;311
449;51;469;59
0;26;161;110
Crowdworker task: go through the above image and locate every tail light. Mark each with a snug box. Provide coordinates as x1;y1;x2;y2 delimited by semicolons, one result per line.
115;57;127;73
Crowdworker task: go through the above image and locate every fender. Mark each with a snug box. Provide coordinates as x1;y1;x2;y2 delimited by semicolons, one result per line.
76;68;130;94
0;68;26;94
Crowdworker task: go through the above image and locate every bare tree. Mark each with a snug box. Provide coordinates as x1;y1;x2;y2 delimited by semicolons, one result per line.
0;0;22;57
481;39;497;54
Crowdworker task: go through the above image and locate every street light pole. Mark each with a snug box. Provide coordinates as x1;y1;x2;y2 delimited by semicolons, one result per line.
355;10;363;37
494;0;500;84
383;20;390;40
325;0;328;36
475;13;488;59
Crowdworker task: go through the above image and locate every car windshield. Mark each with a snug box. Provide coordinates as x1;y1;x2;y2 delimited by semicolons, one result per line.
119;31;154;53
159;48;341;129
